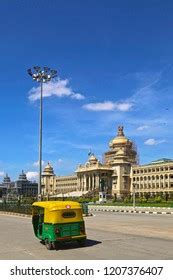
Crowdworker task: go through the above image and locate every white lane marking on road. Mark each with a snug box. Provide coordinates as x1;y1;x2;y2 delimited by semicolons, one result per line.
23;249;35;256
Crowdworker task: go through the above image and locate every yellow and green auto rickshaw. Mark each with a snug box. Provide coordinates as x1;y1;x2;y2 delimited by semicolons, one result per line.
32;201;87;250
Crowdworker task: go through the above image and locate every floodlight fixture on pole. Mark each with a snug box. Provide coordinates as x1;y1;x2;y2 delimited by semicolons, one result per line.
27;66;57;200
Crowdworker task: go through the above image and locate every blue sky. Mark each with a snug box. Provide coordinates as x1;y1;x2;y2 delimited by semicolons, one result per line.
0;0;173;181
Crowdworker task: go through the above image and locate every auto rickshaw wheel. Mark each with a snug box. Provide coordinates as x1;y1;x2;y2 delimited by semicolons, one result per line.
52;241;57;250
45;239;53;250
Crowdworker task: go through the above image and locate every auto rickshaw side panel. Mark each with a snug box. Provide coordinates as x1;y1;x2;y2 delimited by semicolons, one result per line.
41;221;86;242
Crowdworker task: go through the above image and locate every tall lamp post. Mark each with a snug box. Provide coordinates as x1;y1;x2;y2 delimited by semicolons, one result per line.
133;183;136;209
27;66;57;200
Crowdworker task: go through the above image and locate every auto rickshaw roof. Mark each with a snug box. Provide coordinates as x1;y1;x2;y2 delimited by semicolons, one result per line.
32;200;82;211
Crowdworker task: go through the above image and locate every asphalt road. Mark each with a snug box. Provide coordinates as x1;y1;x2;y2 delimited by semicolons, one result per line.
0;212;173;260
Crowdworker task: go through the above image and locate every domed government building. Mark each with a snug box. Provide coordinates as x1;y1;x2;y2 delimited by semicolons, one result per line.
42;126;173;199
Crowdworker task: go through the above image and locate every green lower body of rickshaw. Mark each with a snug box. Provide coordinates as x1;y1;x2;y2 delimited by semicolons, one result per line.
34;221;86;249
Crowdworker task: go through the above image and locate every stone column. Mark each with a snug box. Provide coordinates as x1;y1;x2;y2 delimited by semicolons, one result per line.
88;175;91;191
159;175;161;193
92;174;95;191
77;174;80;191
83;174;86;191
96;173;100;191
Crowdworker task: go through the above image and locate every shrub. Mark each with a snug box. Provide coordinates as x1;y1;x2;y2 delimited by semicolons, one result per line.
139;197;148;203
124;197;130;204
92;196;99;203
154;196;162;203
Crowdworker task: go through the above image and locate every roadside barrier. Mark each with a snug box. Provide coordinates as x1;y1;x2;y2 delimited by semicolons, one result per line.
88;205;173;215
0;204;32;215
0;202;91;217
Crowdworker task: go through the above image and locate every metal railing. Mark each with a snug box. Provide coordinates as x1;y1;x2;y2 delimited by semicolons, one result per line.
0;202;89;216
0;203;32;215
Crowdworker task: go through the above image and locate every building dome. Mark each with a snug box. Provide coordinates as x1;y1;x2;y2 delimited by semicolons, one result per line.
116;148;125;156
18;170;27;181
42;162;54;176
109;126;130;147
88;154;98;164
3;174;11;184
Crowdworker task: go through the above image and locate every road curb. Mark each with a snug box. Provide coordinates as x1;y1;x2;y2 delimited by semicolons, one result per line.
89;207;173;215
0;211;31;217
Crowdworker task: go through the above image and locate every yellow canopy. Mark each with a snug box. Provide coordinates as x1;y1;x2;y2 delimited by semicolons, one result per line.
32;201;83;224
32;200;81;211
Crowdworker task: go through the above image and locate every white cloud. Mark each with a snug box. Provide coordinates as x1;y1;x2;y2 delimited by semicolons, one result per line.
0;171;5;177
33;160;45;167
57;158;63;163
26;171;38;181
71;93;85;100
28;78;85;101
137;125;149;131
83;101;133;112
144;138;166;145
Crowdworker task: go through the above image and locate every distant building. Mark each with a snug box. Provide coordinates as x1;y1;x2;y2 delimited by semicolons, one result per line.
2;126;172;199
42;162;77;196
0;174;14;197
15;170;38;197
41;126;138;199
0;171;38;198
76;154;112;194
131;158;173;198
103;125;137;198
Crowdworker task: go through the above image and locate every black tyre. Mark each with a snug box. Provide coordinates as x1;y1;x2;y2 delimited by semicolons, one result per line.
45;239;53;250
52;241;57;250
